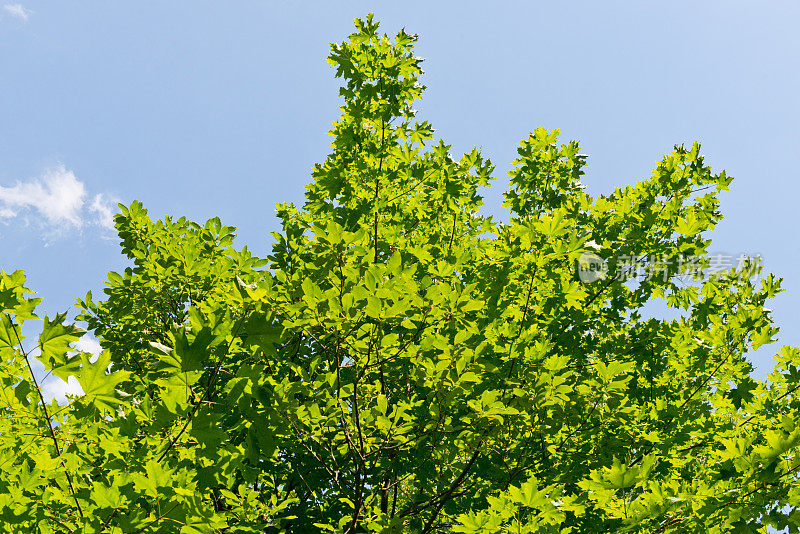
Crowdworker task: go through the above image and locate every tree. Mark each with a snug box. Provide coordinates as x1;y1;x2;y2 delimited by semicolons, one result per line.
1;13;799;533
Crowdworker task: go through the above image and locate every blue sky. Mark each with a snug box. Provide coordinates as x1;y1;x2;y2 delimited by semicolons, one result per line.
2;1;799;395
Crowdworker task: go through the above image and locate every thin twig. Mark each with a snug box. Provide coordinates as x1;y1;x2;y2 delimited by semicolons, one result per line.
12;322;85;521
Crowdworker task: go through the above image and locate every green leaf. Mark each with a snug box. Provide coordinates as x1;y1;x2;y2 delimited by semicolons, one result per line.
39;313;85;375
92;483;126;509
77;350;131;411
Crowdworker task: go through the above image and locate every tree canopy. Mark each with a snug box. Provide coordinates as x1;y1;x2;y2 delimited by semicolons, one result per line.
1;13;798;533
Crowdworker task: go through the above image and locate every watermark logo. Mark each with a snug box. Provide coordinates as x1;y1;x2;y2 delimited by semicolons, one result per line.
578;252;608;283
576;252;762;284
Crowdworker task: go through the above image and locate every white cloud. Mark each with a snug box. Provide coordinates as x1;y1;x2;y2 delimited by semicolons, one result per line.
0;165;85;227
42;375;85;404
90;193;117;231
3;3;31;20
73;335;102;356
0;165;119;236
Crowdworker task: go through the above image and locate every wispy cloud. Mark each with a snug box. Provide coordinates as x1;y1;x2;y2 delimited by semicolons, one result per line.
0;165;118;236
90;193;117;231
3;3;31;20
0;166;86;226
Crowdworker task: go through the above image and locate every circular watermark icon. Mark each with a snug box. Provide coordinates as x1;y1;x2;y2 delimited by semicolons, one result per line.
578;252;607;283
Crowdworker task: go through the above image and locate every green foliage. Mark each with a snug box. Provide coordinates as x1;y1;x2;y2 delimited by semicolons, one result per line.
1;13;799;533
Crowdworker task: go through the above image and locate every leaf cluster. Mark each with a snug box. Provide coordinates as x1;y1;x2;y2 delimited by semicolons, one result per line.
0;13;798;534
